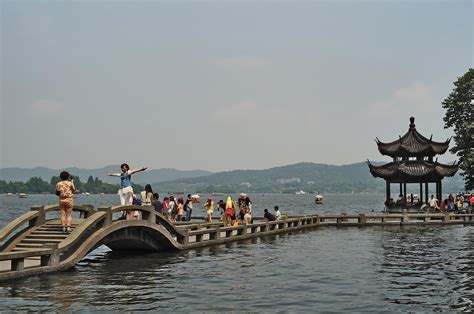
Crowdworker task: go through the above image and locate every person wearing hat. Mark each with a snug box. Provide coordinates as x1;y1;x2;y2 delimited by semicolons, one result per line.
203;197;214;222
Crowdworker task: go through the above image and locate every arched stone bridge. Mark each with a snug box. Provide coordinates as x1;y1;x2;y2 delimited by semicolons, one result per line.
0;204;473;281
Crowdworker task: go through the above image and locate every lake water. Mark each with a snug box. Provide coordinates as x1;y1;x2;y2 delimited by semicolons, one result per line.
0;193;473;312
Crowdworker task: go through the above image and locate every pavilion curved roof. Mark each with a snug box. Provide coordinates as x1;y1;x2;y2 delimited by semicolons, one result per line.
375;117;451;157
367;160;459;183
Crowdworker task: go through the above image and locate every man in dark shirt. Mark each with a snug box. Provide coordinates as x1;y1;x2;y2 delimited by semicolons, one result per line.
217;200;225;215
152;193;163;214
263;208;276;221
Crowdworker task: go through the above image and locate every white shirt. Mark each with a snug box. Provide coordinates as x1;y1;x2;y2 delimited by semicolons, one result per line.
275;210;282;220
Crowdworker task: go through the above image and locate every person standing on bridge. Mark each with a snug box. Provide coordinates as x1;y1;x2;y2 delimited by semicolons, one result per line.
107;163;147;206
55;171;76;233
203;197;214;222
140;184;154;206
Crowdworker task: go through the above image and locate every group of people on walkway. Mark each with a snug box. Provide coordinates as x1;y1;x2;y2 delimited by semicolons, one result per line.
151;193;194;222
263;206;282;221
55;163;285;232
105;164;264;225
423;193;474;213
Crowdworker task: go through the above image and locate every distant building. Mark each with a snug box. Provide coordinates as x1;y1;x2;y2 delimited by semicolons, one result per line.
277;178;301;184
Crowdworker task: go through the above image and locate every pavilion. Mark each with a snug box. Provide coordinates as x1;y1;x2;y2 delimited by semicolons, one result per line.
367;117;459;208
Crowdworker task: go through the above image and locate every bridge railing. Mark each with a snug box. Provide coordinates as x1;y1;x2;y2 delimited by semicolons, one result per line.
0;248;58;272
182;212;474;246
0;204;95;249
43;204;96;219
98;205;188;244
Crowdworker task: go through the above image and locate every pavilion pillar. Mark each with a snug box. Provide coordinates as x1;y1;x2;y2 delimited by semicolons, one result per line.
425;182;429;204
399;183;402;198
386;181;391;204
419;183;423;203
435;181;440;201
403;183;407;202
438;180;442;201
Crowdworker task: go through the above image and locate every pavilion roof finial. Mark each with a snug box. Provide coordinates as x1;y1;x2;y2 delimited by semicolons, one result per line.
409;116;415;128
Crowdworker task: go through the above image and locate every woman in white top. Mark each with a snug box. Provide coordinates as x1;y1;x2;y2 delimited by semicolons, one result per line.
140;184;153;206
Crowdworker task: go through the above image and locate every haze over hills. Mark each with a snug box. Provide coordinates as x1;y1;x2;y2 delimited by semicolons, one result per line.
1;162;464;194
152;162;465;194
0;166;212;185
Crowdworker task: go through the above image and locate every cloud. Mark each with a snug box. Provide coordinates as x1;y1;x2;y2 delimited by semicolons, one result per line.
211;100;258;124
30;99;64;115
211;100;321;136
368;81;435;115
213;56;268;69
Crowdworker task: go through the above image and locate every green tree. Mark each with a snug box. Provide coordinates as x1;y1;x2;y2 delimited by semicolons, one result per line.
50;176;60;186
442;68;474;191
85;176;95;193
26;177;53;193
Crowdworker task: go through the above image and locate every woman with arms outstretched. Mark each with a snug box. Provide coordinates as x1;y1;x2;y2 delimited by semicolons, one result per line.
107;163;147;205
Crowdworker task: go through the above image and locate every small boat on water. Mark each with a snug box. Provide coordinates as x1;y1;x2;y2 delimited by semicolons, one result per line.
295;190;307;195
18;193;27;198
212;192;224;196
5;193;14;196
315;195;324;204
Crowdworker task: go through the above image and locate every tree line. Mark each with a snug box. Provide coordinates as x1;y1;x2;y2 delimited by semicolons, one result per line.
0;175;144;194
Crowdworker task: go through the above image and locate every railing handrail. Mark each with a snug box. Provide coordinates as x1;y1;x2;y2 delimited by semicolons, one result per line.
109;205;154;214
101;205;187;242
0;248;53;261
0;211;40;242
43;204;96;215
58;211;107;252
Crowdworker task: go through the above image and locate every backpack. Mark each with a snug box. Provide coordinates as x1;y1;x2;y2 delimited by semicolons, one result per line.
132;198;142;206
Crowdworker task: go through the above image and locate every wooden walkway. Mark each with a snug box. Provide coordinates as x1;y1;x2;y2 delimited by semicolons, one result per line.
1;204;473;281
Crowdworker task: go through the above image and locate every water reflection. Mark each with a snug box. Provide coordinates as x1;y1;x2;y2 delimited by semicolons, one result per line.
378;225;474;311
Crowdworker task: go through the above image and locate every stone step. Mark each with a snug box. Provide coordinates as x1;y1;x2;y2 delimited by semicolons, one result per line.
27;234;68;239
36;226;76;232
44;223;80;227
21;238;63;244
31;229;63;234
16;243;43;248
11;247;44;252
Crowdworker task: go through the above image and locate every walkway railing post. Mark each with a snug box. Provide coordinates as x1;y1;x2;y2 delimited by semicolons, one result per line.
83;205;95;218
11;257;24;271
30;206;45;227
146;206;156;224
41;243;59;267
182;231;189;245
210;226;220;240
443;214;450;223
99;207;112;227
358;214;366;224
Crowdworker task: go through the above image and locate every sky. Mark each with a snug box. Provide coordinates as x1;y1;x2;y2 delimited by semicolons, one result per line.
1;0;472;172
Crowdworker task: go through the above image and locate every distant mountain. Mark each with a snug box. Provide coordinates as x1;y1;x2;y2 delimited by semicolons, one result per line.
0;166;212;184
1;162;465;194
153;162;465;194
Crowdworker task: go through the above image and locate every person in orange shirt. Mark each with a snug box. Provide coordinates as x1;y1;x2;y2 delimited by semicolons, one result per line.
55;171;76;233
